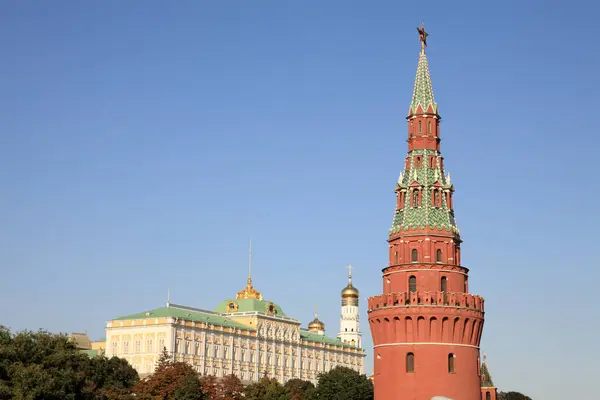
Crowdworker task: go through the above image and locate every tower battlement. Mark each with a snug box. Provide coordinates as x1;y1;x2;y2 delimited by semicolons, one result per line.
368;291;484;312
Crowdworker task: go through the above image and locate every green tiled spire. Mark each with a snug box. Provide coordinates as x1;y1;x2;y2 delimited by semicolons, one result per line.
480;359;495;387
389;149;457;234
409;50;438;116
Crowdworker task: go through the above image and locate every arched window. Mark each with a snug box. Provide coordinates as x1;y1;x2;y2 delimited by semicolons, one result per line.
394;251;399;264
428;121;432;133
448;353;455;373
418;121;422;133
412;190;419;207
411;249;418;263
406;352;415;372
441;276;447;292
486;392;491;400
436;249;442;263
409;276;417;292
464;278;468;293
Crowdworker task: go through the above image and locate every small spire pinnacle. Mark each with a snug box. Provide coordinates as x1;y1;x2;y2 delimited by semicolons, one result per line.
167;288;171;307
314;304;319;318
347;264;353;284
248;239;252;284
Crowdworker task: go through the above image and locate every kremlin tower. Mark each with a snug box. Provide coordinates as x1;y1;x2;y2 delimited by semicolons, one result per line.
368;26;486;400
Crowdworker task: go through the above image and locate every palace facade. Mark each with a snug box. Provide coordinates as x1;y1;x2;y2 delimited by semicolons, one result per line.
105;271;365;384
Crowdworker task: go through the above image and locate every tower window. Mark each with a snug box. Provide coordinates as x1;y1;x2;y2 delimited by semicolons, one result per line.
428;121;432;133
394;251;399;264
412;190;419;207
411;249;418;263
409;276;417;292
418;121;422;133
406;352;415;372
415;156;422;168
448;353;455;373
436;249;442;263
486;393;491;400
441;276;447;292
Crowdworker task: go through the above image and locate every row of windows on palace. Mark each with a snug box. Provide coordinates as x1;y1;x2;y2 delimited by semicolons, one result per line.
114;338;356;366
392;248;460;266
397;188;452;209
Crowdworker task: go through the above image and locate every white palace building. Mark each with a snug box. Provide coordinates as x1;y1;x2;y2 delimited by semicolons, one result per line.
104;266;365;384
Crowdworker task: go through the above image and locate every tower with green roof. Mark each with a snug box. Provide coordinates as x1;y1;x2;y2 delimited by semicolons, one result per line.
368;25;487;400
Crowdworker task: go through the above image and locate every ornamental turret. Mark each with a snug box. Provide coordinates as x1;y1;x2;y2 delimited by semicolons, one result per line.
480;355;498;400
308;307;326;336
338;265;361;347
368;25;487;400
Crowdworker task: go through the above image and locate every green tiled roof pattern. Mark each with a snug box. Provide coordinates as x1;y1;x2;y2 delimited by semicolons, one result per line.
409;51;438;115
480;361;495;387
114;306;253;330
300;330;360;350
214;298;286;317
390;149;458;234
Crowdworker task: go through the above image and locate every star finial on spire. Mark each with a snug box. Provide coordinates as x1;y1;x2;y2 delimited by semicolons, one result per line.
417;23;429;53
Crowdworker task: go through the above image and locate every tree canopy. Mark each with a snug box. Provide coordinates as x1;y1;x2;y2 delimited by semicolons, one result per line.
313;366;373;400
0;325;139;400
498;391;532;400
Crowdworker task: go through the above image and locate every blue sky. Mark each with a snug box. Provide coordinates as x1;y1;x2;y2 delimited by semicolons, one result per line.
1;1;598;398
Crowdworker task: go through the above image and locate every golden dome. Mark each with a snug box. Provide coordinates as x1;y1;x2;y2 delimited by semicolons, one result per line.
341;283;360;298
236;277;263;300
308;316;325;332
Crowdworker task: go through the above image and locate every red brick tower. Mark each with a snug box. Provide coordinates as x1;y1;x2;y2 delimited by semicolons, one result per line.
367;26;486;400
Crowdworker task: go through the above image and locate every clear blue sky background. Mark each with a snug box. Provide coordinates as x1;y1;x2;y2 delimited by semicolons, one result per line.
1;1;598;398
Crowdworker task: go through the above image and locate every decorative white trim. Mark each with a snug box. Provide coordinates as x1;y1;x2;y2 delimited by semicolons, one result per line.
384;268;467;276
374;342;479;349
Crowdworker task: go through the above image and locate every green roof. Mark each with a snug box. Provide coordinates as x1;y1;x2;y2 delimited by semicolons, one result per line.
114;305;253;330
409;50;438;115
300;330;361;350
214;298;286;317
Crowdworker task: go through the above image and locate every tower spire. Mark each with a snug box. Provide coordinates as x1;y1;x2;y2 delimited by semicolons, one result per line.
410;25;438;117
236;240;263;300
347;264;353;284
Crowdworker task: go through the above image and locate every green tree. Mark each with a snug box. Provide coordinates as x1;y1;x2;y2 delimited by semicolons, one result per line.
157;347;173;369
498;391;532;400
0;326;139;400
244;376;290;400
284;379;315;400
84;355;139;399
313;366;373;400
173;374;207;400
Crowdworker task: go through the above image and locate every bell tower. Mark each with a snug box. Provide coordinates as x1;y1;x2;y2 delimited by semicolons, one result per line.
338;265;361;347
367;26;486;400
